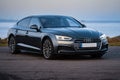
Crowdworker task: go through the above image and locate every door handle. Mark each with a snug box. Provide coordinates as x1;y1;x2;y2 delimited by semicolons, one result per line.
26;31;28;34
25;31;29;37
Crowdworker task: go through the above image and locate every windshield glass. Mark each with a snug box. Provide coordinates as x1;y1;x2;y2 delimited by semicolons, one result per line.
39;16;82;28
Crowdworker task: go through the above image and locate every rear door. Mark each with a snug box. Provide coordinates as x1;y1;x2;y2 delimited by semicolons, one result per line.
15;17;31;48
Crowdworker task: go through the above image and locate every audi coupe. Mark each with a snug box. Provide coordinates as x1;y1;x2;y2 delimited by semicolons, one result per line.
7;15;108;59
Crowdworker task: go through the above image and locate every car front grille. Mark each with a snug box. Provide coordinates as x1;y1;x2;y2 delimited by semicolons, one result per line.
75;38;101;43
74;38;101;50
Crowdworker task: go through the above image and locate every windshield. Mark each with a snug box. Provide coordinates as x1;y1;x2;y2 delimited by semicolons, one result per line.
39;16;82;28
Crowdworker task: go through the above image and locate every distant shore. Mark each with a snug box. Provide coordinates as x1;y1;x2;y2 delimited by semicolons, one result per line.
81;20;120;23
0;38;7;46
1;19;120;23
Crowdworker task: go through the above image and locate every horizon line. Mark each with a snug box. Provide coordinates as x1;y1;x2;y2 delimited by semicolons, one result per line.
1;19;120;23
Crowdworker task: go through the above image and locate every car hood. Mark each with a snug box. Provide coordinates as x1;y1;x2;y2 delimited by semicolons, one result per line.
42;28;102;39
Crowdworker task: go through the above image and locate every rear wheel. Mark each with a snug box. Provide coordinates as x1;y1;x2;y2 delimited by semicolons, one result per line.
8;36;20;54
42;38;54;59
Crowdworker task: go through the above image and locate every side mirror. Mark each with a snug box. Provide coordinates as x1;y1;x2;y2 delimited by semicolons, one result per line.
81;24;86;28
30;25;39;31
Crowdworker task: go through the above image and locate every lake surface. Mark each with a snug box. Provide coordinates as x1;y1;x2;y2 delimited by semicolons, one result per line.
0;22;120;39
0;22;15;39
84;22;120;37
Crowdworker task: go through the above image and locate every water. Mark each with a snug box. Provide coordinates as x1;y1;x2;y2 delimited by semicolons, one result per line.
0;22;15;39
0;22;120;39
83;22;120;37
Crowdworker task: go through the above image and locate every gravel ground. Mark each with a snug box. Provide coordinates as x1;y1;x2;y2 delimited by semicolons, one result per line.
0;46;120;80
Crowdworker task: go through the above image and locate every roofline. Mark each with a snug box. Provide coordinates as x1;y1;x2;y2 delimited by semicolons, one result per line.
27;15;71;18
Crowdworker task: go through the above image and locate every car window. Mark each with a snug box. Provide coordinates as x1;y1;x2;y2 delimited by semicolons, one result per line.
39;16;82;28
17;17;31;29
29;17;40;28
66;18;80;27
40;17;69;28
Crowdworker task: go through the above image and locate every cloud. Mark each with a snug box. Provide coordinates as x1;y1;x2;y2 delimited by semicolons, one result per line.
0;0;120;20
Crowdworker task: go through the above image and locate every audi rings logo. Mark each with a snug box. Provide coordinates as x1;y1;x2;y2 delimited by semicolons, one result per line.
84;38;91;42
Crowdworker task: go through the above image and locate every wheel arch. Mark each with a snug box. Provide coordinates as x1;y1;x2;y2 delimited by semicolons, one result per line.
42;36;51;44
8;34;15;44
41;35;58;54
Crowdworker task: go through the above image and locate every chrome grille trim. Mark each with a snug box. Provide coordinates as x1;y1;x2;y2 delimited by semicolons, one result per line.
74;38;102;50
75;38;101;43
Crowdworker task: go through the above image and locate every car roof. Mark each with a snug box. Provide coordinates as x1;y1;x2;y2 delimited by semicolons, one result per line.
27;15;71;18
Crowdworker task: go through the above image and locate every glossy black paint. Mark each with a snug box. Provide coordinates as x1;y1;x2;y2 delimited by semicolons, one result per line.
7;15;108;57
41;28;102;39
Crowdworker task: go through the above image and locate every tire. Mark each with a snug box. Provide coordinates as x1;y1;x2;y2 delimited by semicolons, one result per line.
42;38;54;59
91;52;105;58
8;36;20;54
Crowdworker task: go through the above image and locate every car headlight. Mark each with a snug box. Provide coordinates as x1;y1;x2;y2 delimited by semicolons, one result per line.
55;35;72;41
100;34;107;40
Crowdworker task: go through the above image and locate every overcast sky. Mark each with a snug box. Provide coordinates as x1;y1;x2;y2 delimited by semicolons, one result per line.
0;0;120;20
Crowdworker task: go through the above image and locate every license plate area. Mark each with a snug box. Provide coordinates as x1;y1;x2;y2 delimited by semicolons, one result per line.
80;43;97;48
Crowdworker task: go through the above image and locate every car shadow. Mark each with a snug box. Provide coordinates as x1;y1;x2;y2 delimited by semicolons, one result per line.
53;54;105;60
15;50;105;60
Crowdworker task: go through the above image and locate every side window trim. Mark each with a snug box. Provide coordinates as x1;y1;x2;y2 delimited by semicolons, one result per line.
17;17;31;30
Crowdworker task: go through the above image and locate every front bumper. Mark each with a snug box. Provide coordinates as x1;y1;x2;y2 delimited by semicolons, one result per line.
56;40;108;54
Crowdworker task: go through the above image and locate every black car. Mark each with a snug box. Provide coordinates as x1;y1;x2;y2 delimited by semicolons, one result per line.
7;15;108;59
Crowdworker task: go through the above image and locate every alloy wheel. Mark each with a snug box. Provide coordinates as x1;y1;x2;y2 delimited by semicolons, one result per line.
43;39;54;59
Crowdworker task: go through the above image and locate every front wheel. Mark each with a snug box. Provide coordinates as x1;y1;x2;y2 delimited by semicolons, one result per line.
42;38;54;59
8;36;20;54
